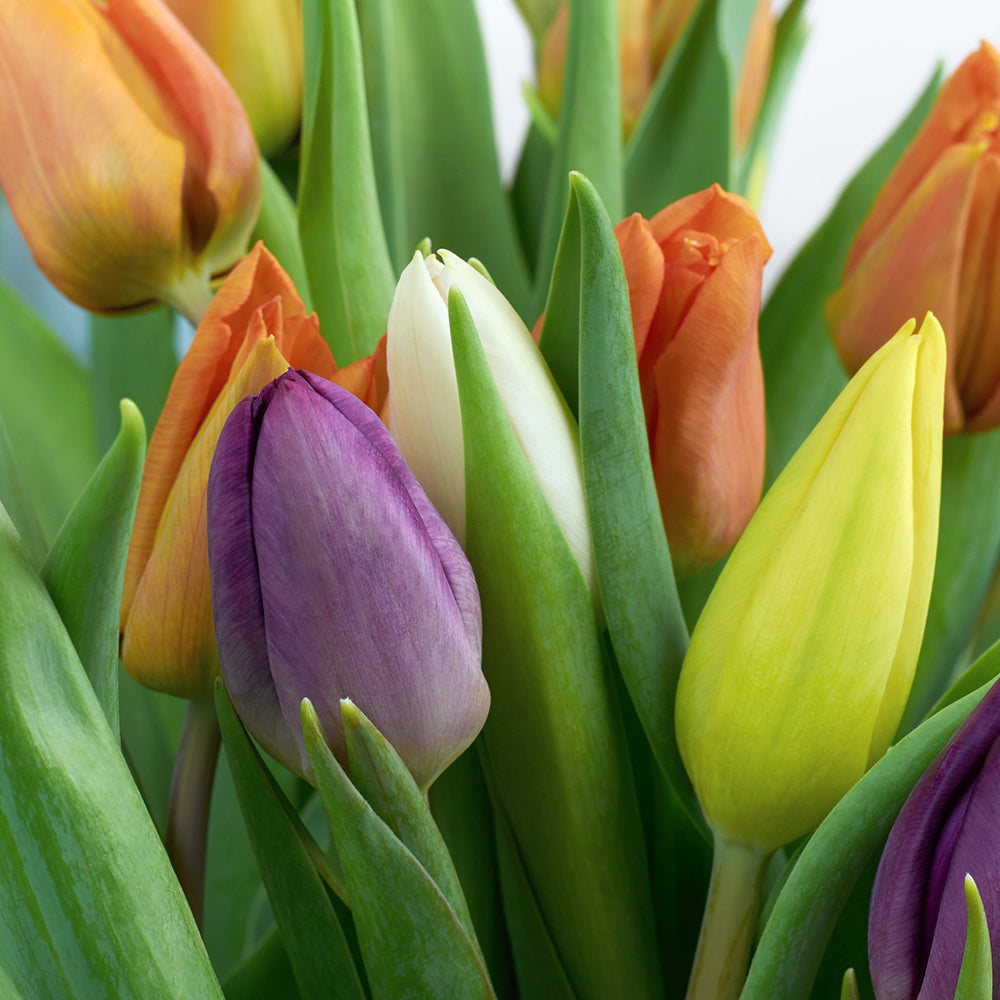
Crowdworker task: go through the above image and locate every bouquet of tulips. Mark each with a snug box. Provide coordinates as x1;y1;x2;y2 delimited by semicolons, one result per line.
3;0;1000;997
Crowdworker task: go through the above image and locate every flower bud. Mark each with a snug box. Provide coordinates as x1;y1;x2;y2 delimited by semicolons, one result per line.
0;0;261;316
386;249;597;599
208;369;489;791
120;243;376;699
870;679;1000;999
828;42;1000;434
615;184;771;577
163;0;303;155
675;315;946;852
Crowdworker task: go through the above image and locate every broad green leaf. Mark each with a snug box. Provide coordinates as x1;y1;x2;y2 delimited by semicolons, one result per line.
0;503;222;999
356;0;532;316
214;683;362;1000
299;0;395;364
511;119;555;281
0;411;45;567
740;678;994;1000
450;286;663;999
534;0;622;314
899;430;1000;732
303;700;495;999
931;639;1000;717
625;0;730;218
42;399;145;741
955;876;993;1000
222;928;297;1000
88;307;174;454
253;158;313;311
0;279;97;540
759;68;941;484
341;700;482;958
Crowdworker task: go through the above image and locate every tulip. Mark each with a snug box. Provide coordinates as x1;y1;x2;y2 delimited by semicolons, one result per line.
615;184;771;577
828;42;1000;434
386;249;597;599
120;242;383;699
0;0;260;319
537;0;773;142
163;0;303;156
207;369;489;791
675;314;945;853
869;679;1000;1000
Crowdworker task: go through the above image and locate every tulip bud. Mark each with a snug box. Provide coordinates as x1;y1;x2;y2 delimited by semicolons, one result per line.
163;0;303;156
386;249;597;599
121;243;369;699
207;369;489;791
870;679;1000;999
828;42;1000;434
675;315;946;852
0;0;261;317
615;184;771;577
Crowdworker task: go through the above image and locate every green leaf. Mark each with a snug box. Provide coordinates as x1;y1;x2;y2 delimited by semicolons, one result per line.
759;67;941;485
931;639;1000;717
0;279;97;541
0;410;45;567
253;158;313;311
88;307;175;454
299;0;395;364
740;677;995;1000
625;0;730;218
534;0;623;313
302;700;495;999
511;119;555;280
214;683;359;1000
899;430;1000;732
41;399;146;741
839;969;861;1000
955;876;993;1000
450;286;663;999
340;700;483;959
0;503;223;999
356;0;532;316
222;928;297;1000
562;173;704;836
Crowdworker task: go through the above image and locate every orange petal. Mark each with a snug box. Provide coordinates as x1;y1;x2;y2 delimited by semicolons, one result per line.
615;213;665;360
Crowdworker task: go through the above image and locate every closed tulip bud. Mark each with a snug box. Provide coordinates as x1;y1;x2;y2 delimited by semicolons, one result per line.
675;315;946;852
207;369;488;790
386;249;597;600
0;0;261;318
121;243;383;699
163;0;302;156
828;42;1000;434
615;184;771;577
870;679;1000;999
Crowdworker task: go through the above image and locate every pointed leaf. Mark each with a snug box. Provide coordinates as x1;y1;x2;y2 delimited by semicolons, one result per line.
299;0;395;363
450;286;663;999
253;158;313;311
955;876;993;1000
0;503;222;999
214;683;362;1000
0;411;45;567
302;700;495;999
839;969;861;1000
42;399;146;741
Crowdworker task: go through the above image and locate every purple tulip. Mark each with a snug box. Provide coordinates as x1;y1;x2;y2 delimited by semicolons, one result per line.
869;681;1000;999
207;368;489;791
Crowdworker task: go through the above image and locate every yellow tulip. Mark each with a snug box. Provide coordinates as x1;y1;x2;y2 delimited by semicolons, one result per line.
675;315;946;852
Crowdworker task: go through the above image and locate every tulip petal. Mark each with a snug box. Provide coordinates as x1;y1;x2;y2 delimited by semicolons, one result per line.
615;212;666;359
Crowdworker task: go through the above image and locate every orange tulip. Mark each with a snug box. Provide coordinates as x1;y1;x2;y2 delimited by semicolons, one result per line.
616;184;771;577
163;0;303;156
828;42;1000;434
537;0;773;142
0;0;260;318
120;242;384;698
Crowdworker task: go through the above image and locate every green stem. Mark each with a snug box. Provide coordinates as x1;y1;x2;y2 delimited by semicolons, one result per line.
685;834;769;1000
165;698;221;929
163;268;215;328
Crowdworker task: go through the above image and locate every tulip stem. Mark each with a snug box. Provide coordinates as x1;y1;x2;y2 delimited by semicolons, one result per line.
165;698;221;931
164;269;215;328
684;834;768;1000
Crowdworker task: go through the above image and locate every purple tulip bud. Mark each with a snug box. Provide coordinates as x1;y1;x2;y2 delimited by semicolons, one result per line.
207;368;489;791
869;681;1000;999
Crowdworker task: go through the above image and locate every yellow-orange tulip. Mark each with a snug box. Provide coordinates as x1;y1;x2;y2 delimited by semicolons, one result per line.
828;42;1000;434
615;184;771;577
0;0;261;317
120;243;383;698
164;0;303;156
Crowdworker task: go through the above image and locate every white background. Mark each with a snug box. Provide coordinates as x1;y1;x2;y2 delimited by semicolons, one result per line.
473;0;997;291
